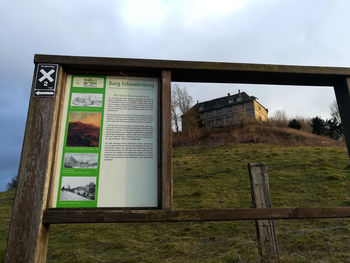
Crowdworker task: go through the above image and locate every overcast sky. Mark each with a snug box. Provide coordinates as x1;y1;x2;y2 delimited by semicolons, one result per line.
1;0;349;191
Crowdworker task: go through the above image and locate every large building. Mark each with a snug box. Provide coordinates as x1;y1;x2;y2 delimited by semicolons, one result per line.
182;90;268;130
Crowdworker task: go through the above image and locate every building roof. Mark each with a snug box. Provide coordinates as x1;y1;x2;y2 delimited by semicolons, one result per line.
197;92;257;112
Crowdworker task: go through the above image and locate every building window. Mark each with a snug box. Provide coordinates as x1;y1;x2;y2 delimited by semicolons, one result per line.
258;106;261;111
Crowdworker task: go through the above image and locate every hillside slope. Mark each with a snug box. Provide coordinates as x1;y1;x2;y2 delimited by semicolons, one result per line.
1;145;350;262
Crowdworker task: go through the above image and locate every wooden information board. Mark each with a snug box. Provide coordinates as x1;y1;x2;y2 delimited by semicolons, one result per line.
4;56;173;263
5;55;350;263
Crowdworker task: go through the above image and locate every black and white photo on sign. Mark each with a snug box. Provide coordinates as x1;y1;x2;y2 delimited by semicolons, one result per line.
71;93;103;107
60;176;96;201
64;153;98;168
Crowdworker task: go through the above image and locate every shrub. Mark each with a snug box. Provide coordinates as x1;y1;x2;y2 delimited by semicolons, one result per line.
7;177;17;190
326;117;343;140
288;119;301;130
310;117;326;135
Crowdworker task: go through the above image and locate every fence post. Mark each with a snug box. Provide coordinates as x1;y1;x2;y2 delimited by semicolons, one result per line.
248;163;279;263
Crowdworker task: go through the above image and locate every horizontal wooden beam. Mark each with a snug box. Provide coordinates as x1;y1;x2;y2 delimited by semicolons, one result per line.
34;54;350;86
43;207;350;224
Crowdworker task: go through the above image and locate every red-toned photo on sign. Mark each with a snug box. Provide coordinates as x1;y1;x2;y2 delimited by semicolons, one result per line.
66;111;101;147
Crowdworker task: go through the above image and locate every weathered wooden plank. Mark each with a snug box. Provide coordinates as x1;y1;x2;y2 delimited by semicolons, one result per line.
161;71;173;209
34;54;350;86
43;207;350;224
248;163;278;263
334;78;350;159
34;54;350;76
45;71;68;210
4;66;65;263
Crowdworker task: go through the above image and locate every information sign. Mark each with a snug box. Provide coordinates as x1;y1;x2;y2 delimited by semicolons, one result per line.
52;75;159;208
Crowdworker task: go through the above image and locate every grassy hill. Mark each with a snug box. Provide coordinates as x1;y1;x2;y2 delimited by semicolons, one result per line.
1;144;350;262
0;189;14;260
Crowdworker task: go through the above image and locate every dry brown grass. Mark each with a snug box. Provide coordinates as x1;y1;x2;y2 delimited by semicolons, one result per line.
173;122;344;147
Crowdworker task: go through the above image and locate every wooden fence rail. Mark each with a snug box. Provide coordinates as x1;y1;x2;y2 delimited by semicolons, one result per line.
43;207;350;224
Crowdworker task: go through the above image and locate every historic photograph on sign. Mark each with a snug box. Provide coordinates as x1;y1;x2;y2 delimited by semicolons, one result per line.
63;153;98;168
60;176;96;201
66;111;101;147
71;93;103;107
72;76;104;88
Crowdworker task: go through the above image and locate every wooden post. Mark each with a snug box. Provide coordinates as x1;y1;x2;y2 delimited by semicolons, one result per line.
4;67;65;263
161;70;173;209
334;78;350;159
248;163;278;263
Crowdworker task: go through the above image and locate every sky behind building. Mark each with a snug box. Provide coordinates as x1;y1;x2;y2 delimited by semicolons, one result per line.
1;0;350;190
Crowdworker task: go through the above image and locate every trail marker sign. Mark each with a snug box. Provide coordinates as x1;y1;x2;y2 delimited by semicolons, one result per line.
34;64;58;97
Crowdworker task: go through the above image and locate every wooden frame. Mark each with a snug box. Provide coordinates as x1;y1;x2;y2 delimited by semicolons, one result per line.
5;54;350;263
33;54;350;157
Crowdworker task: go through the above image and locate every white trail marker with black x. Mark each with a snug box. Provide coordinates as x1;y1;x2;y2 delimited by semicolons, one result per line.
34;64;58;97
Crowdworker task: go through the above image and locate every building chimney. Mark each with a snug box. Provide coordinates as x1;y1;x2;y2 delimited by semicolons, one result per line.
227;93;230;96
238;89;241;94
197;100;199;104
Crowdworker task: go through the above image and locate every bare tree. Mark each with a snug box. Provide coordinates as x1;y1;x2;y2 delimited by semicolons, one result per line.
329;100;343;140
330;100;341;123
175;85;193;115
171;85;193;132
273;110;288;122
171;90;180;132
271;110;288;127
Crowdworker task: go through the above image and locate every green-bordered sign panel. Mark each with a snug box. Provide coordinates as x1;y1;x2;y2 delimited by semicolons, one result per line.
52;75;159;208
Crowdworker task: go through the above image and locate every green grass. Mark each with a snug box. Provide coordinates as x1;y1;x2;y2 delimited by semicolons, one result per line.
0;189;15;260
1;144;350;262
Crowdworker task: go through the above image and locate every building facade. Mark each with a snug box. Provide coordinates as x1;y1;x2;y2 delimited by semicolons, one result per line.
182;91;268;130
